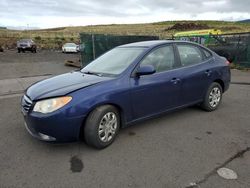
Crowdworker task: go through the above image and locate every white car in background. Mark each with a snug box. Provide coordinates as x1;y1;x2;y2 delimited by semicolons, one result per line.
62;43;79;53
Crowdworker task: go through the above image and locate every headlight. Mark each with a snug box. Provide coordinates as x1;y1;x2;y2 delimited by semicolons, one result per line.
33;96;72;114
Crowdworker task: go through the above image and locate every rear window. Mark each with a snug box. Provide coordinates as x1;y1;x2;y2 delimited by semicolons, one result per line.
201;48;212;59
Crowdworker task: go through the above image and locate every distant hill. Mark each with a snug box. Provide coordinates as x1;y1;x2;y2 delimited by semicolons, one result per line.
238;19;250;23
1;20;250;49
7;26;39;30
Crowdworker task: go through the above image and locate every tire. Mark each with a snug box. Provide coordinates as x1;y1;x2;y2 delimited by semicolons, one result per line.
201;82;223;112
18;49;21;53
84;105;120;149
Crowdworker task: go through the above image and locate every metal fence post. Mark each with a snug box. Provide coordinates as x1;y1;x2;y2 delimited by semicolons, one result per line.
92;34;96;59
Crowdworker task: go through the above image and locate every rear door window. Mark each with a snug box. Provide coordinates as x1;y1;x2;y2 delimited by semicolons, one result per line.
176;44;203;67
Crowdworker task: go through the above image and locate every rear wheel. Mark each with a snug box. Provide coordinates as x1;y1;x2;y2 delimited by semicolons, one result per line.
201;82;222;111
32;47;37;53
84;105;120;149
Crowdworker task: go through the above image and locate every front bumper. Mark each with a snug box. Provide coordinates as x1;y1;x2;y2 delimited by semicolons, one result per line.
24;122;56;141
64;48;77;53
23;111;85;142
18;46;31;48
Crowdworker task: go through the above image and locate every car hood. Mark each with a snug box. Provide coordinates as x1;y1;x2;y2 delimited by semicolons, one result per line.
26;71;113;101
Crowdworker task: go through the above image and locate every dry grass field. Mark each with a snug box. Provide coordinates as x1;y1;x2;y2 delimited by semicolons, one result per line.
0;20;250;49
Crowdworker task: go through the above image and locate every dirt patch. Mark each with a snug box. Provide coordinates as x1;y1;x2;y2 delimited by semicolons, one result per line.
219;26;241;31
70;155;84;173
128;131;136;136
165;23;210;31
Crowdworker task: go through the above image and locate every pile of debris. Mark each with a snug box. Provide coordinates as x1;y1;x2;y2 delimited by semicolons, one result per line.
165;23;210;31
64;60;81;68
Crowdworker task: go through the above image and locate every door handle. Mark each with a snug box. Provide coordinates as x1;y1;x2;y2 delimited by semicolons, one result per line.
171;78;181;84
205;70;212;76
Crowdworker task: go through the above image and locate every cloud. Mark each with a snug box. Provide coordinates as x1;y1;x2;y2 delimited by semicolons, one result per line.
0;0;249;28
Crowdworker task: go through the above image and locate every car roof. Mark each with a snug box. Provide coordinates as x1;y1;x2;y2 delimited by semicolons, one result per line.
118;40;204;48
119;40;171;48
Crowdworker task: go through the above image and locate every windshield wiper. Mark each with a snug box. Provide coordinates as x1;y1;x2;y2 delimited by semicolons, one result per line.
82;71;103;77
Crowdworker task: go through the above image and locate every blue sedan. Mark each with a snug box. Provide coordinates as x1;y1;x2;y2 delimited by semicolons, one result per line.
21;40;231;149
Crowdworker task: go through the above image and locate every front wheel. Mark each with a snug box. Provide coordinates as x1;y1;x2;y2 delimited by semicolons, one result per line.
84;105;120;149
201;82;223;111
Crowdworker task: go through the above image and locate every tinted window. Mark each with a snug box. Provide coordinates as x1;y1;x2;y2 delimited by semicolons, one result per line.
140;45;175;73
177;44;203;66
19;39;32;43
65;43;77;47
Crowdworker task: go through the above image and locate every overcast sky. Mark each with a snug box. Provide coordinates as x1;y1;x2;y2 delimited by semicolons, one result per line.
0;0;250;29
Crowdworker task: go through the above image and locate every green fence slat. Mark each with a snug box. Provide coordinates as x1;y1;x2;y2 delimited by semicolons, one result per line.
79;33;159;67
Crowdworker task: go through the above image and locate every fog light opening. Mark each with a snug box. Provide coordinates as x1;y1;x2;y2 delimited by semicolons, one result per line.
38;133;56;141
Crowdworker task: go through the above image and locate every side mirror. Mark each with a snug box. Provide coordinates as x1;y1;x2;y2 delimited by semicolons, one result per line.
136;65;156;76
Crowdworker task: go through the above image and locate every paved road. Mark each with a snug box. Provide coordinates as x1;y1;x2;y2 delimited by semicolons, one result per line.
0;50;76;79
0;50;249;187
0;83;249;188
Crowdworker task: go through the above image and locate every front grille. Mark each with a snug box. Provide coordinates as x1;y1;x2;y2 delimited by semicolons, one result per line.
22;95;33;113
20;44;28;47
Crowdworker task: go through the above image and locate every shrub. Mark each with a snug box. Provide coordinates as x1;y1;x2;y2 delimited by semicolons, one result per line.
35;36;41;40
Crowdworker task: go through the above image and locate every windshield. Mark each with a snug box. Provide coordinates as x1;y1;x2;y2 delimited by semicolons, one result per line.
82;47;145;76
19;39;31;43
65;43;76;47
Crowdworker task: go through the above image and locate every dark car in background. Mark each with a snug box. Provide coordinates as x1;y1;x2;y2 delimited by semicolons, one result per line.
17;39;37;53
21;40;231;149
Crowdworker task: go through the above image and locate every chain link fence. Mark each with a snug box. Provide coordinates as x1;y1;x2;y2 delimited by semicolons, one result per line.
174;32;250;67
79;33;159;66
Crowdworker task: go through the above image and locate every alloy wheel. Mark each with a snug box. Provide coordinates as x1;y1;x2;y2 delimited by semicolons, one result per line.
98;112;118;142
209;87;221;108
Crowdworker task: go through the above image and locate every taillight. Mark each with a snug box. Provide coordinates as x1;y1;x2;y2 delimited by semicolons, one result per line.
225;60;230;66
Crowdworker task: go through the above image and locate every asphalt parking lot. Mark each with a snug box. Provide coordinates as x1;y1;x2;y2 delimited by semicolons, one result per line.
0;50;77;79
0;50;250;187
